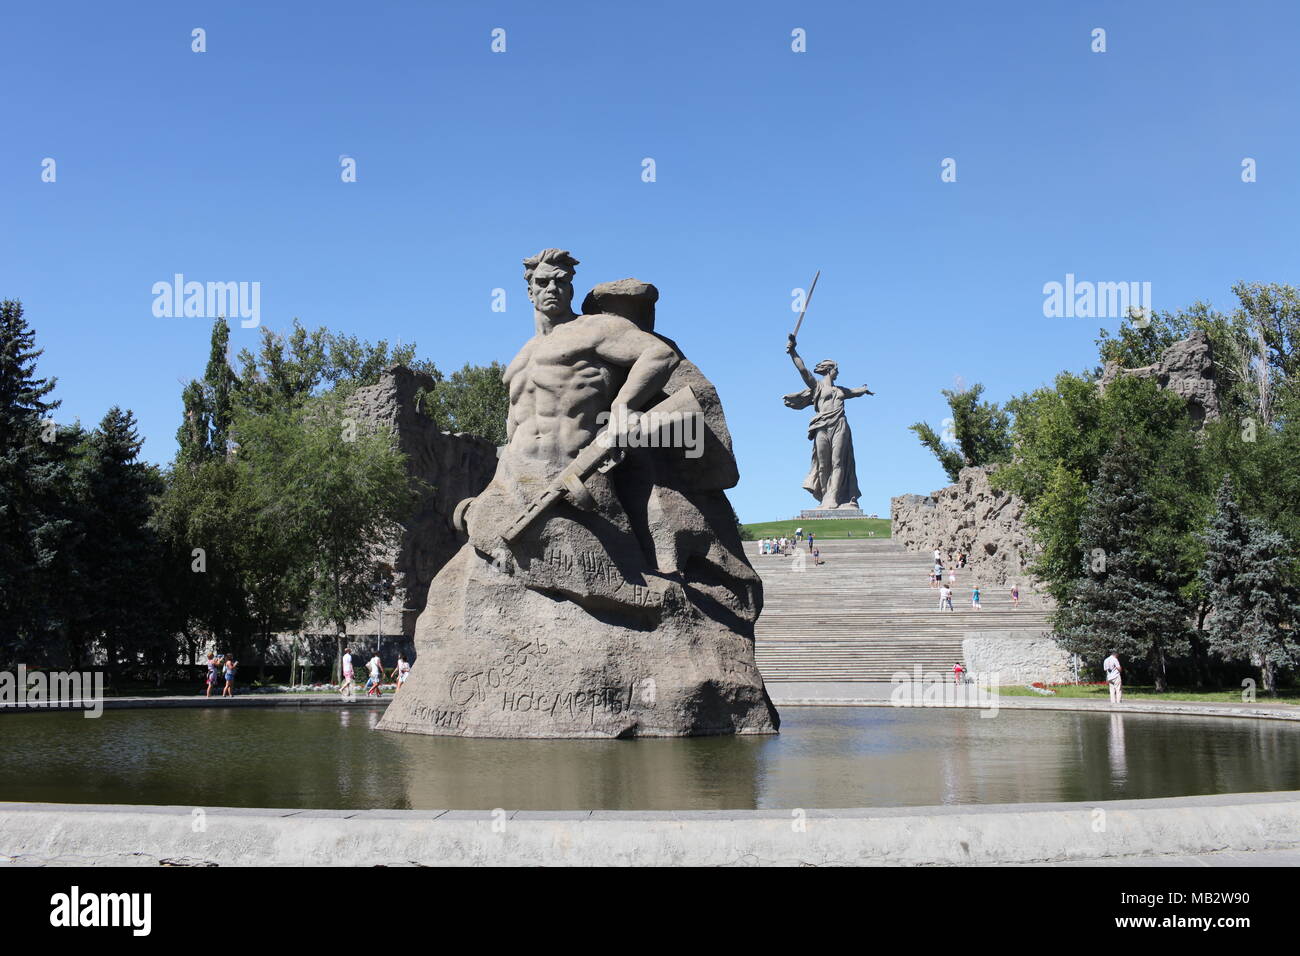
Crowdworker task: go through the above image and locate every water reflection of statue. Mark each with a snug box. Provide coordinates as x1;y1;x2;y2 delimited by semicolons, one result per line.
783;334;872;510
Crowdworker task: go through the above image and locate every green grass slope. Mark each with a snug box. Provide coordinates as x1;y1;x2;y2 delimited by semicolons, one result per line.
741;517;891;539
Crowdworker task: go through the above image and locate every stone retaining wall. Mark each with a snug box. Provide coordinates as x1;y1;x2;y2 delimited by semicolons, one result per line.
962;631;1074;685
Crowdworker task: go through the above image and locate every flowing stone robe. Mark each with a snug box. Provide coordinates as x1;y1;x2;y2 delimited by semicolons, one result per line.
783;378;862;509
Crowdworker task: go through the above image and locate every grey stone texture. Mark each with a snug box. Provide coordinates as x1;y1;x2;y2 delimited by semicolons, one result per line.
343;366;499;638
1098;330;1220;425
891;465;1046;604
962;632;1074;684
379;250;778;738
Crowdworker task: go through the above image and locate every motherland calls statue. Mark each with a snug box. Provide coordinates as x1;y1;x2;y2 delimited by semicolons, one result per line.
378;250;779;738
783;334;872;511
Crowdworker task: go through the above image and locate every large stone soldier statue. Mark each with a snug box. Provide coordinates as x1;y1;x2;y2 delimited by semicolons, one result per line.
378;250;778;738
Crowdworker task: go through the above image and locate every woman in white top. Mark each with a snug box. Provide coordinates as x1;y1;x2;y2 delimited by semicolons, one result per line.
394;655;411;694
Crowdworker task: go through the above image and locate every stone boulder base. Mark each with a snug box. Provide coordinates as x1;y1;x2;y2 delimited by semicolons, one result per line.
378;547;779;738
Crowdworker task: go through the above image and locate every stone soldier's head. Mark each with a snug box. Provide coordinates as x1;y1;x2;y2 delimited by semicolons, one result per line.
523;248;580;320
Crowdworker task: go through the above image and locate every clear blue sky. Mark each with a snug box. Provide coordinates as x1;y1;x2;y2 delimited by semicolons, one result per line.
3;1;1297;521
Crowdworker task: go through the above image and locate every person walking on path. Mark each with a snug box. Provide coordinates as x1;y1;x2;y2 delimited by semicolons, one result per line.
221;656;238;697
947;567;957;587
971;586;981;610
1103;651;1123;703
393;654;411;694
1010;584;1020;609
365;653;384;696
807;531;815;552
953;661;966;684
938;584;953;611
203;652;219;698
340;647;356;700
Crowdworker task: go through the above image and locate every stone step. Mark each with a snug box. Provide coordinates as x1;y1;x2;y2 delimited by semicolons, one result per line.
747;539;1046;682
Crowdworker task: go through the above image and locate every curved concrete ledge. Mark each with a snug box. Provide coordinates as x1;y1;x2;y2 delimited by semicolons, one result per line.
774;696;1300;722
7;691;1298;723
0;695;388;715
2;791;1298;867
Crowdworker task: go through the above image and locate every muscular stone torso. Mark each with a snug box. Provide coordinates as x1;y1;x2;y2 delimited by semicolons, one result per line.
505;317;627;472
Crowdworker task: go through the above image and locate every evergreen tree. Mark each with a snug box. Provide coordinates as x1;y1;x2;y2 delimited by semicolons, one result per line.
0;300;72;662
1054;435;1190;691
1199;476;1299;694
77;408;168;675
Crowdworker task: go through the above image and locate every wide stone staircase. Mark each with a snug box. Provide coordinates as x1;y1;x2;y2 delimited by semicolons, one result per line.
750;538;1052;682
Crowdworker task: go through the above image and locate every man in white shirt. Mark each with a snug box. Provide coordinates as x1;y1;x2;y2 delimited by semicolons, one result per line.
1103;651;1122;702
365;654;383;696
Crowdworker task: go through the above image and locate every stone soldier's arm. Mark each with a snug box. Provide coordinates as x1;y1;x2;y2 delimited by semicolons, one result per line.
593;318;678;417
